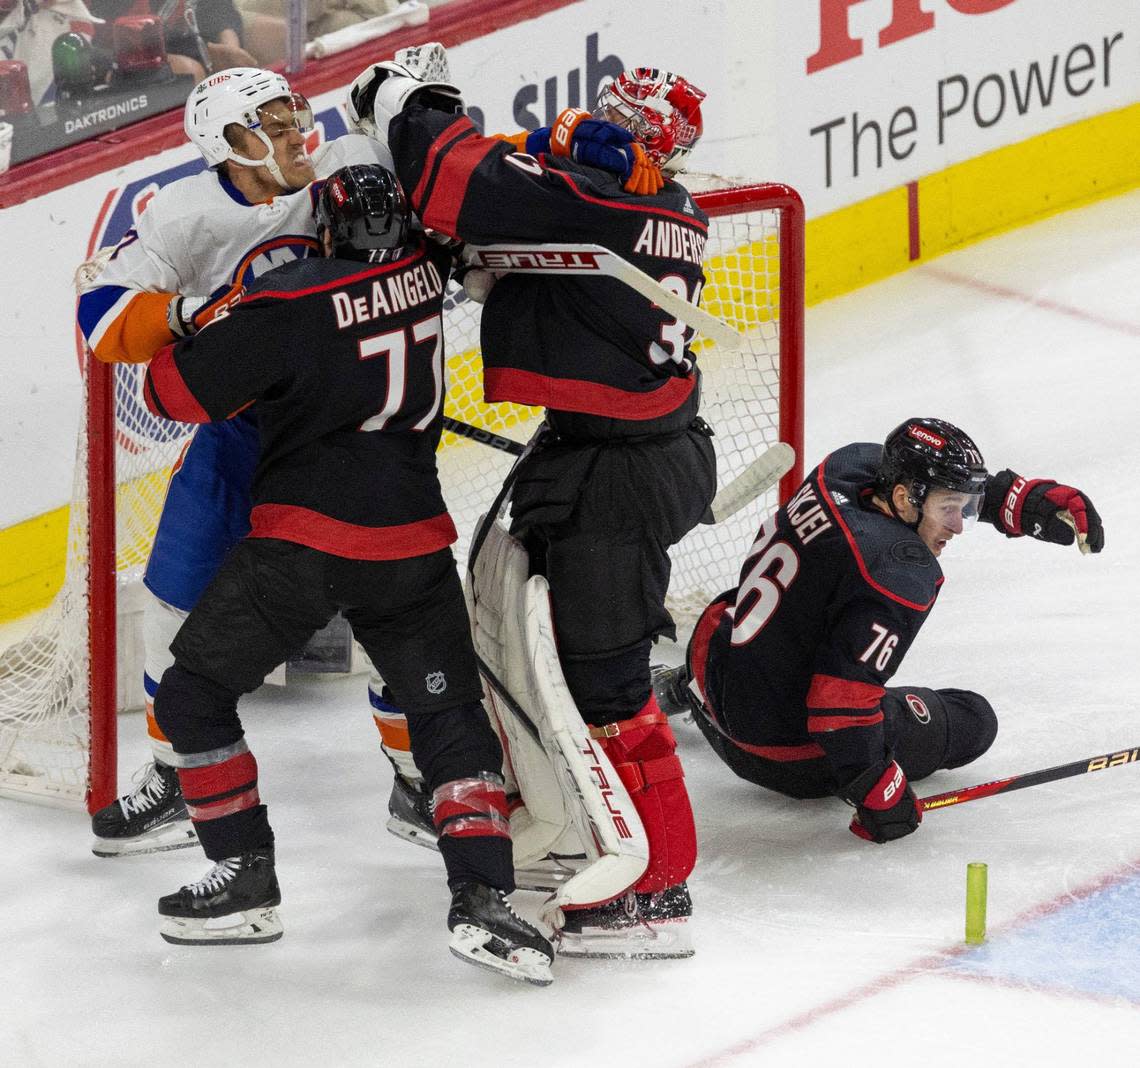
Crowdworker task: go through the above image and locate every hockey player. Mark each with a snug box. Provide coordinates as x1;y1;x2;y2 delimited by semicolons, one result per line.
677;418;1104;843
142;164;554;985
75;67;394;857
349;60;713;956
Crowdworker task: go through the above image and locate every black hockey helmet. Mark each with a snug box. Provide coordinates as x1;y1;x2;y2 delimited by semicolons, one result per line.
315;164;410;262
876;418;989;515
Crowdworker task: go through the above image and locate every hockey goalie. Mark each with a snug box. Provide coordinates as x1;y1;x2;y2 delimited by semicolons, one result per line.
466;514;694;959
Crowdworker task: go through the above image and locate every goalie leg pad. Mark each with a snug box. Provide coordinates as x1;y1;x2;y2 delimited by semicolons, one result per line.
593;696;697;895
468;519;650;909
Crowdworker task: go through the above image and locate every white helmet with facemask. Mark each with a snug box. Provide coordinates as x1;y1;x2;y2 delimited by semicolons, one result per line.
184;68;314;191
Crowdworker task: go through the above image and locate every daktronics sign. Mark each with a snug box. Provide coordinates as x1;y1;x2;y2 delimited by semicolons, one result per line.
807;0;1021;73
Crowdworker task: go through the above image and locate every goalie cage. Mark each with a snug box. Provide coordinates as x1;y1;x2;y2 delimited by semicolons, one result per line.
0;180;804;814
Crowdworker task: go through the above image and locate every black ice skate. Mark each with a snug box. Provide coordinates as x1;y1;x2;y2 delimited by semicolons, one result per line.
158;849;282;946
556;881;694;959
650;663;693;719
91;760;196;857
447;882;554;986
386;773;439;850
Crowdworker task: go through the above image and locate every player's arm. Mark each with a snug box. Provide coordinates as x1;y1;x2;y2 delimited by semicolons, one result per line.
980;468;1104;554
496;108;663;196
808;601;924;843
142;297;285;424
390;106;657;248
77;210;240;366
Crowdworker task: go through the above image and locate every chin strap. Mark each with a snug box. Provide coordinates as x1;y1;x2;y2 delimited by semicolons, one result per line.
227;129;295;192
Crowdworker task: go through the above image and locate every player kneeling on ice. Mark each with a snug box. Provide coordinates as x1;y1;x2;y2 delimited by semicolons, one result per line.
666;418;1103;842
142;164;553;985
347;51;709;957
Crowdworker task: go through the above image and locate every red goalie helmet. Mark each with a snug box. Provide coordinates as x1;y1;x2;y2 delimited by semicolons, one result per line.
593;67;706;174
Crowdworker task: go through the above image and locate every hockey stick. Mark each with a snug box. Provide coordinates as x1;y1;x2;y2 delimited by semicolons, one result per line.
710;442;795;523
465;244;745;350
448;421;795;527
920;745;1140;812
442;416;525;456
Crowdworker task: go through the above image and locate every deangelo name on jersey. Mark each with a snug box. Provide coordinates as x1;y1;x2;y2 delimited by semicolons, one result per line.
332;260;445;329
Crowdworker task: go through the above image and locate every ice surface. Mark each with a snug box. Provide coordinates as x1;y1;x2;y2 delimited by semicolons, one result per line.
3;191;1139;1065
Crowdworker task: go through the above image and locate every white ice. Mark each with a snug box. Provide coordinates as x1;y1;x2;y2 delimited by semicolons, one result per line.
3;190;1139;1066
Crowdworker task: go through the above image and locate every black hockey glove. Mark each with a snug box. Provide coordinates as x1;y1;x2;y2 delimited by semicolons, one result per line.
982;469;1104;554
844;760;922;843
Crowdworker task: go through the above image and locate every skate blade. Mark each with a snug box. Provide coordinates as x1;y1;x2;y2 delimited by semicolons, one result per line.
385;815;441;852
449;924;553;986
555;919;694;960
159;906;283;946
92;821;197;858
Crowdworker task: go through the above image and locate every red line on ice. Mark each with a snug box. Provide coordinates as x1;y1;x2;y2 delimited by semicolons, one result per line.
686;856;1140;1066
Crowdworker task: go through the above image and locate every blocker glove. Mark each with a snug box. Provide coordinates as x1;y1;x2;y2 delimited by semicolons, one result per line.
982;469;1105;554
844;760;922;843
521;108;665;195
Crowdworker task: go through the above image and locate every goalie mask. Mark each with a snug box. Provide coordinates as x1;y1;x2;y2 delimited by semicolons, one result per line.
877;418;988;529
593;68;705;174
315;165;411;263
184;68;314;191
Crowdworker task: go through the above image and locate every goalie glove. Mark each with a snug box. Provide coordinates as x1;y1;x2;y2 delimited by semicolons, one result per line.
522;108;665;195
982;469;1105;554
346;58;463;142
844;760;922;844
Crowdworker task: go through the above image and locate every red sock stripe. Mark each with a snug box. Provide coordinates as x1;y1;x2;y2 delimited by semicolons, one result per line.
178;751;259;821
432;777;511;840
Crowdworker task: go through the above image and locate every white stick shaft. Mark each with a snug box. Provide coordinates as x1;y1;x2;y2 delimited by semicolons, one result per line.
466;244;745;350
710;442;796;523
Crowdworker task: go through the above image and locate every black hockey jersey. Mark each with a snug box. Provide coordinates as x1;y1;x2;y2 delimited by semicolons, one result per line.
143;237;458;560
697;444;944;783
389;108;709;437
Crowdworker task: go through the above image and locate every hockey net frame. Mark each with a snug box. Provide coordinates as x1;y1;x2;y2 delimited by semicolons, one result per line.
0;180;803;815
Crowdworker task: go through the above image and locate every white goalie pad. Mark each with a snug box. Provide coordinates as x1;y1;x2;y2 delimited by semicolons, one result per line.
467;519;649;909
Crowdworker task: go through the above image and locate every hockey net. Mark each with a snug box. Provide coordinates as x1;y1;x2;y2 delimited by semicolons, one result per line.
0;181;803;813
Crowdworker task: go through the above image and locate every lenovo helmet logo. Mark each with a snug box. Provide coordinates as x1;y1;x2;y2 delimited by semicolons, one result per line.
907;424;945;448
807;0;1020;75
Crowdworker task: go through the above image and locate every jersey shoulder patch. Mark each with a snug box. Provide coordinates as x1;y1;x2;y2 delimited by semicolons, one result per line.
820;443;942;611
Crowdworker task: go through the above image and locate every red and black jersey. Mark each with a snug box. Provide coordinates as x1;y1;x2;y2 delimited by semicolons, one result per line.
389;107;709;437
143;237;458;561
693;444;944;785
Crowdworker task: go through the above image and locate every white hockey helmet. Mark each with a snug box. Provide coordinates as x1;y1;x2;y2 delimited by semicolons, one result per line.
593;68;706;174
184;68;314;188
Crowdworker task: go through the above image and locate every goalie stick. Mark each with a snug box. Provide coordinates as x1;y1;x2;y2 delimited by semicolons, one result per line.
920;745;1140;812
445;418;796;527
464;244;745;350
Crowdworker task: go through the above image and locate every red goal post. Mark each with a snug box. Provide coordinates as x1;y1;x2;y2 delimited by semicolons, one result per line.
0;180;803;815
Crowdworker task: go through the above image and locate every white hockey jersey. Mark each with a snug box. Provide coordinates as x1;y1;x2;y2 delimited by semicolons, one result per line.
77;134;392;365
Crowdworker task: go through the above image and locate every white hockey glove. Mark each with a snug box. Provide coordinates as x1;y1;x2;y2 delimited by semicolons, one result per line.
345;57;463;143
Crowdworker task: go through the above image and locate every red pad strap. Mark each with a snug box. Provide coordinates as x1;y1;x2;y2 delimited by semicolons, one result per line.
589;709;668;739
614;753;684;794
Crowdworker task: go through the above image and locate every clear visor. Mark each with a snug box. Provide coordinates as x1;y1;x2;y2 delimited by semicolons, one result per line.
923;488;983;531
252;93;314;138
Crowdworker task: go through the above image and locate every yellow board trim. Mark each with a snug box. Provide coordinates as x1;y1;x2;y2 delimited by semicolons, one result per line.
3;102;1138;623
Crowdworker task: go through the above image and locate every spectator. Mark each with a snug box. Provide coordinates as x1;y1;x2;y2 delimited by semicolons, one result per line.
236;0;399;68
